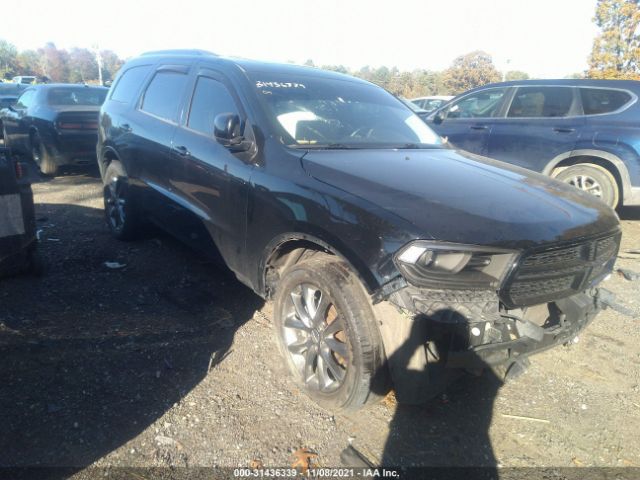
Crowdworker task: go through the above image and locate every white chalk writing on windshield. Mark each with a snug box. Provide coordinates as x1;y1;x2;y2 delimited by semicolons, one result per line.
256;81;306;89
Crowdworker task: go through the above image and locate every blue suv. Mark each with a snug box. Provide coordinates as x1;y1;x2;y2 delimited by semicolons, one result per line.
427;79;640;208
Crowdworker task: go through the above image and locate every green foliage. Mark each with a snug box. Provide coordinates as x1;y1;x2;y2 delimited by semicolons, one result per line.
68;48;99;83
16;50;42;77
0;38;124;84
441;51;502;95
588;0;640;79
0;39;18;79
306;63;447;98
505;70;530;81
319;64;349;74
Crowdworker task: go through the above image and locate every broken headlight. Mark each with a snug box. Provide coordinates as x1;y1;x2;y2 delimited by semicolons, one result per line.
394;241;519;290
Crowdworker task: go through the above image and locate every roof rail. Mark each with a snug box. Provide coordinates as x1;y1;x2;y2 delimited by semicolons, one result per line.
140;49;218;57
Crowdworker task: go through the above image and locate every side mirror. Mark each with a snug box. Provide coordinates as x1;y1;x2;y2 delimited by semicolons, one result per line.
433;111;444;125
214;113;241;143
213;113;253;152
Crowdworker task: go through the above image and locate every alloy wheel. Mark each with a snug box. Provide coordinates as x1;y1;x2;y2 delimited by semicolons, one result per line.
31;140;41;165
565;174;603;198
282;283;349;393
105;176;127;231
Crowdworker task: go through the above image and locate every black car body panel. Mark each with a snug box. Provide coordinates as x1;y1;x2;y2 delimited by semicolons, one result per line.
300;148;619;248
0;147;37;276
0;84;107;169
98;52;622;399
0;83;27;110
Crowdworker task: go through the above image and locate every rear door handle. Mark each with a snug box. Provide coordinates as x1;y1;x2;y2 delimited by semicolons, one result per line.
173;145;191;157
120;123;132;133
470;125;489;130
553;127;575;134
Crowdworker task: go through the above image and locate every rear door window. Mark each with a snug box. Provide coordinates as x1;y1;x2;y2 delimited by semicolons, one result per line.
580;88;632;115
446;88;507;119
140;70;189;122
110;65;151;103
187;76;240;135
507;87;573;118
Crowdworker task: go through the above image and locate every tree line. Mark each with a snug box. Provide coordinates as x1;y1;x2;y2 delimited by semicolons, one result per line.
305;0;639;97
0;41;124;84
306;52;531;98
0;0;637;93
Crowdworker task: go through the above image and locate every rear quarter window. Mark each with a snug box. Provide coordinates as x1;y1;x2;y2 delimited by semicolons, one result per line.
580;88;632;115
110;65;151;104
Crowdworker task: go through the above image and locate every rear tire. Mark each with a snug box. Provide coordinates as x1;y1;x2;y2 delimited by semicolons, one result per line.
553;163;619;208
31;133;58;176
273;254;389;411
103;161;141;240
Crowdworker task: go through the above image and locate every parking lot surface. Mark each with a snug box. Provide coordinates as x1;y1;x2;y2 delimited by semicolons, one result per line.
1;172;640;472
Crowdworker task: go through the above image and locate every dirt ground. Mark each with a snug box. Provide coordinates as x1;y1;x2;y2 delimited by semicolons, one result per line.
1;170;640;475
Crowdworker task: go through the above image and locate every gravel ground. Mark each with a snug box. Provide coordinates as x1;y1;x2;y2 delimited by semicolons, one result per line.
1;171;639;475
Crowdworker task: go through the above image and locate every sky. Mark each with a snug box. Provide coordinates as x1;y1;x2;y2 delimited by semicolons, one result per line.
5;0;599;78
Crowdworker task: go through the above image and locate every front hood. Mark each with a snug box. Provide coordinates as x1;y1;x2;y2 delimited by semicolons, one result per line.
301;148;620;249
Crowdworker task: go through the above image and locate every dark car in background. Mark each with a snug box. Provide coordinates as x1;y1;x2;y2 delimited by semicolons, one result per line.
0;84;108;175
426;79;640;208
98;50;620;410
411;95;453;112
0;83;28;111
398;96;431;121
0;146;39;277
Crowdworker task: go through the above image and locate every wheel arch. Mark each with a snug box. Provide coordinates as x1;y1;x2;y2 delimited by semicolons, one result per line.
544;149;632;205
260;232;379;300
99;146;121;178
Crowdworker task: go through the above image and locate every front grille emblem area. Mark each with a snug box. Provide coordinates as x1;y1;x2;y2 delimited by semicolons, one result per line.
502;231;621;308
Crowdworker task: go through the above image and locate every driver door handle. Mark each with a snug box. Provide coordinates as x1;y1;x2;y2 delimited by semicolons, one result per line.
173;145;191;157
553;127;575;134
470;125;489;130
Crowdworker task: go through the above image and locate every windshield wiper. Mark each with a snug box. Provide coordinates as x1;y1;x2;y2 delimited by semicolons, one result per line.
297;143;361;150
393;143;445;150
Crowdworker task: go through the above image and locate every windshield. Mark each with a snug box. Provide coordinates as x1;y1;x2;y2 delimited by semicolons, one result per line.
47;87;108;106
250;73;442;149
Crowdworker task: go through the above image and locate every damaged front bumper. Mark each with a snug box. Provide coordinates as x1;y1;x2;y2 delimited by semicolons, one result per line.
386;284;607;370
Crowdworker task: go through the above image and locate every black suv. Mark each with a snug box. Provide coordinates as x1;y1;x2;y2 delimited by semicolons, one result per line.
427;79;640;209
98;50;621;410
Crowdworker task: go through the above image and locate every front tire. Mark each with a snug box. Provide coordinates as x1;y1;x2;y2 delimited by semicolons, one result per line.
553;163;619;208
273;254;389;411
103;161;141;240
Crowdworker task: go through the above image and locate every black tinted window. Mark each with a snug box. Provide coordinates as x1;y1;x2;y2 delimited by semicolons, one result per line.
48;87;107;106
508;87;573;118
447;88;506;119
110;65;151;103
187;77;239;135
141;71;188;121
580;88;632;115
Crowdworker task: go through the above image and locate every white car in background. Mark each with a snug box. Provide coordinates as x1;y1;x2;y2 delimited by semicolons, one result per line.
411;95;453;112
